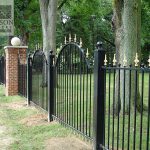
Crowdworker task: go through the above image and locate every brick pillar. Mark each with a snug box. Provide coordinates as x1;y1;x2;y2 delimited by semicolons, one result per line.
4;46;28;96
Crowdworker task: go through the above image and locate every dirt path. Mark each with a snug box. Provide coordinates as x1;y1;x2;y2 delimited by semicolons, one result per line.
0;100;92;150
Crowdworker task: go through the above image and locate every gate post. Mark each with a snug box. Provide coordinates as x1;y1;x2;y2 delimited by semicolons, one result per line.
27;54;32;105
48;51;55;122
93;42;105;150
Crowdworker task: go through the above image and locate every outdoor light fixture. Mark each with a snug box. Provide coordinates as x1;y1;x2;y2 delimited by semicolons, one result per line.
62;13;70;24
11;37;21;46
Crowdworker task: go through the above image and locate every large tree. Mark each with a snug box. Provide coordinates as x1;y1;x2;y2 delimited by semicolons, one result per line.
39;0;58;57
112;0;141;113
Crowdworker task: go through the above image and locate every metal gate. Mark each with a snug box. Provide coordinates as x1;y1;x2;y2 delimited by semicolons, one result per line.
52;43;94;139
31;49;48;110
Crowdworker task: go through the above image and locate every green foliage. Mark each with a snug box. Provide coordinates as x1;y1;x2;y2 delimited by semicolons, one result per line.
141;0;150;62
0;37;8;55
56;0;114;52
14;0;42;49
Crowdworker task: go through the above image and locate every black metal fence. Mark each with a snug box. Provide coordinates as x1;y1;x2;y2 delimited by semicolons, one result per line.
18;58;27;97
27;41;150;150
0;56;5;84
102;64;150;150
29;49;48;110
53;43;94;139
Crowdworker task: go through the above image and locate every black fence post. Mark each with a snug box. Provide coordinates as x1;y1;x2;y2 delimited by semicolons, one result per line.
93;42;105;150
27;54;32;105
48;51;55;122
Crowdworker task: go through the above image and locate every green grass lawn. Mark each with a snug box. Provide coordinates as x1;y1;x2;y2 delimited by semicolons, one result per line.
28;72;150;149
0;85;73;150
55;72;150;149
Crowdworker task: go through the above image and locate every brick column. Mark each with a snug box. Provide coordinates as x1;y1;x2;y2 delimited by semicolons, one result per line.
4;46;28;96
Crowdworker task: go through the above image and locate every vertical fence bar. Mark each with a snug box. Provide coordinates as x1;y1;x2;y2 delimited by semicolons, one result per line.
48;51;55;122
27;54;32;105
147;69;150;150
93;42;105;150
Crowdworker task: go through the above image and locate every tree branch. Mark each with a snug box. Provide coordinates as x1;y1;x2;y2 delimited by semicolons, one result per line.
57;0;67;10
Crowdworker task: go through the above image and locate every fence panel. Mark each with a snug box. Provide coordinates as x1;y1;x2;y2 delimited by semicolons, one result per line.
102;58;150;150
31;50;48;110
53;43;94;139
0;56;5;84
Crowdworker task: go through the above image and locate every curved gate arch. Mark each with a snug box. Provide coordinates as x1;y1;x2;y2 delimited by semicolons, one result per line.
32;50;48;110
54;42;94;139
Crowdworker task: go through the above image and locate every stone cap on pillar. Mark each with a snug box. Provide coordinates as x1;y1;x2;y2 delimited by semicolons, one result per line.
4;46;28;49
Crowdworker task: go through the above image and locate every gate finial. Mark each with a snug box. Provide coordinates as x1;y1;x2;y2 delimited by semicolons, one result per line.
74;34;77;43
134;53;139;67
123;54;127;66
104;54;107;66
86;48;89;58
69;34;71;42
64;36;67;44
148;55;150;67
113;54;117;66
79;38;82;48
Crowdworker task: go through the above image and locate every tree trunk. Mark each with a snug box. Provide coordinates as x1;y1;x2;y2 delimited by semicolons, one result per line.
39;0;57;58
113;0;141;114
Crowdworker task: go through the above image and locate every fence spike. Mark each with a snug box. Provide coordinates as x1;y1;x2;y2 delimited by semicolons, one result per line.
53;59;55;65
104;54;108;66
79;38;82;48
113;54;117;66
74;34;77;43
64;36;67;44
35;44;38;50
134;53;139;67
148;55;150;67
37;43;40;49
86;48;89;58
123;54;127;66
60;43;62;49
69;34;72;42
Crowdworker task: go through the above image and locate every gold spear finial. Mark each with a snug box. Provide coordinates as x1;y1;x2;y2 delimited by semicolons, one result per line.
104;54;108;66
69;34;71;42
64;36;67;44
86;48;89;58
113;54;117;66
79;38;82;48
148;55;150;67
123;54;127;66
74;34;77;43
36;44;38;50
38;43;40;49
134;53;139;67
60;43;63;49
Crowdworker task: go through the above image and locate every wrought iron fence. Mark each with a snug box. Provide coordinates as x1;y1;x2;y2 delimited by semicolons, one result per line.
103;64;150;150
27;40;150;150
53;43;94;139
29;49;48;110
93;43;150;150
0;56;5;84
